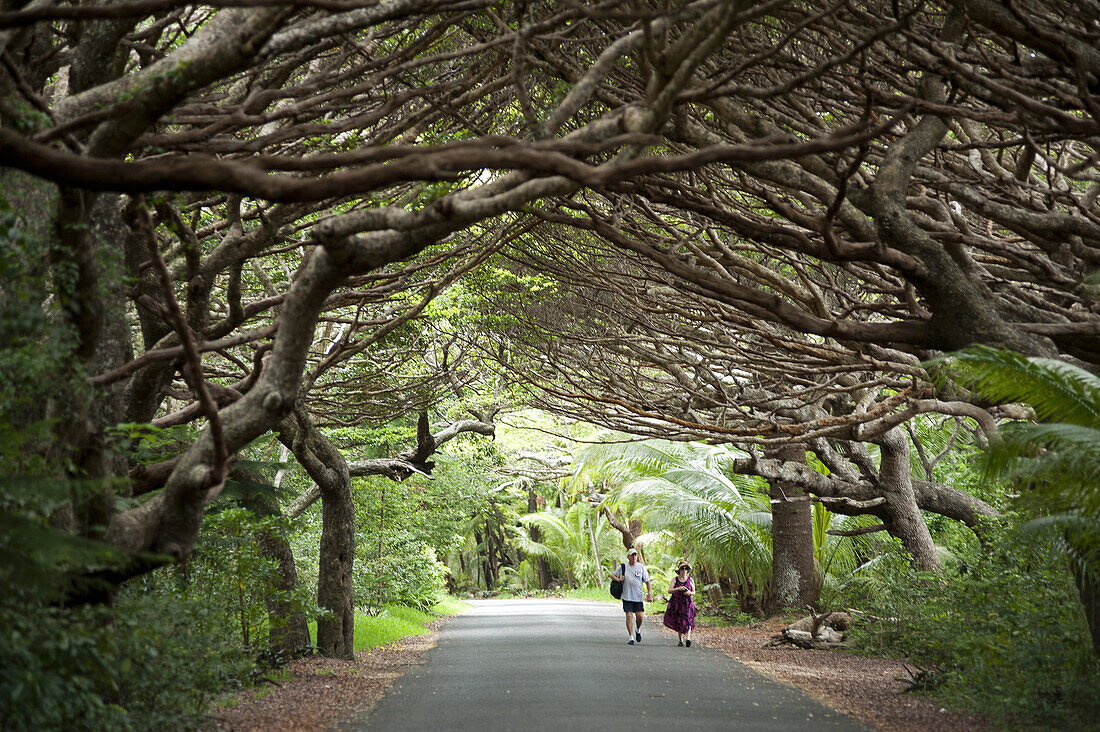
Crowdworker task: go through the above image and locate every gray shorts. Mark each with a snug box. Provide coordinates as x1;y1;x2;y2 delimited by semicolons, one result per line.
622;600;644;612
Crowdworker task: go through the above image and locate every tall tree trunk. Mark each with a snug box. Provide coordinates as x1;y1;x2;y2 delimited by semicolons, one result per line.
475;529;494;590
279;413;355;658
765;444;818;616
878;428;941;571
527;486;553;589
52;193;132;543
316;469;354;658
45;15;136;543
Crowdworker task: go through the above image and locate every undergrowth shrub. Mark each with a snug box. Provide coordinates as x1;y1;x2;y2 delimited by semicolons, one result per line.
845;525;1100;727
0;594;250;731
103;594;253;729
1;604;124;731
355;541;447;613
136;505;320;656
0;501;320;731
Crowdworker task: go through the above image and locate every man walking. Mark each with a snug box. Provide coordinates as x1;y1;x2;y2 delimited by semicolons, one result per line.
611;548;652;645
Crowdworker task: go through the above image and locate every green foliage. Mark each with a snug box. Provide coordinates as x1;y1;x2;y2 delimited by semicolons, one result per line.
928;347;1100;516
286;415;513;610
0;604;127;731
0;493;122;604
577;439;771;604
0;185;75;426
351;467;472;610
0;367;226;731
0;412;167;731
103;593;254;729
105;423;196;467
0;594;251;731
571;438;890;613
430;596;470;615
515;501;620;587
847;529;1100;727
928;346;1100;427
352;605;433;650
813;504;888;609
356;543;448;613
929;346;1100;644
149;507;320;652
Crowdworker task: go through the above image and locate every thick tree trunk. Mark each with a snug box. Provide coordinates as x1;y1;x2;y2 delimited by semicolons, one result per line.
279;414;355;659
316;471;354;658
766;444;818;616
53;193;132;541
877;429;941;571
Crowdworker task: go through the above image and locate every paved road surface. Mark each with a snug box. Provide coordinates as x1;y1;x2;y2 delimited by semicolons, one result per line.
350;599;867;731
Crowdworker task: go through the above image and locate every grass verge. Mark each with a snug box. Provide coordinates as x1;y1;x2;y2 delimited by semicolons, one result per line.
308;596;472;652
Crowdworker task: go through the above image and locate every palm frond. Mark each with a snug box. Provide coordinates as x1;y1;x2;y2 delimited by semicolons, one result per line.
510;525;569;574
927;345;1100;426
979;424;1100;514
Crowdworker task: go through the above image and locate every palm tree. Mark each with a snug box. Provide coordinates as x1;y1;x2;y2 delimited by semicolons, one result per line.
603;441;772;610
576;439;882;613
514;502;619;588
929;345;1100;652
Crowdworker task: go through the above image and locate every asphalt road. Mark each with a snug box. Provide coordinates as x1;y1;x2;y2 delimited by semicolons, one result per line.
350;599;867;731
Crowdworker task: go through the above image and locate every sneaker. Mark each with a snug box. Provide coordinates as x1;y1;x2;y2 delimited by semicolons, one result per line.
685;639;691;647
635;630;641;643
677;641;684;647
628;639;635;645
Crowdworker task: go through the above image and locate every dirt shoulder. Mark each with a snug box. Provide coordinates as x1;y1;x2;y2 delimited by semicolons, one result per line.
206;621;444;732
208;615;988;732
682;620;989;732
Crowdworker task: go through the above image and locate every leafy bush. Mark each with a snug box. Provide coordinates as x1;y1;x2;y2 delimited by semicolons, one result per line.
105;594;254;729
139;506;320;656
0;594;251;732
355;541;447;612
0;481;295;730
846;526;1100;727
0;604;125;731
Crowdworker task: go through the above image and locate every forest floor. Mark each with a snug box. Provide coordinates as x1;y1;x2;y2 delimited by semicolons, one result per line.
207;615;989;732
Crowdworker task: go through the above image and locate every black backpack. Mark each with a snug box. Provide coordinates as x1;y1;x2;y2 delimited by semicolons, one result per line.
609;563;625;599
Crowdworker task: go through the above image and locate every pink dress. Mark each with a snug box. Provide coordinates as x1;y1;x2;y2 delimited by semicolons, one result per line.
662;577;697;633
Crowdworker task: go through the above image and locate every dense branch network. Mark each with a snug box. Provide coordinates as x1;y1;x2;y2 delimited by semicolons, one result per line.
0;0;1097;579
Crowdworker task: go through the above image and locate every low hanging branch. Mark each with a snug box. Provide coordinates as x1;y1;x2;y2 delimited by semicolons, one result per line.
599;505;643;555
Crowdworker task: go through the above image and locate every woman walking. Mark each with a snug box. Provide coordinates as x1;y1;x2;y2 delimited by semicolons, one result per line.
662;561;697;646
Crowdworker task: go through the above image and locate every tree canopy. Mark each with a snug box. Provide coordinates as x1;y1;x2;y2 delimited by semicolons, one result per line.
0;0;1098;696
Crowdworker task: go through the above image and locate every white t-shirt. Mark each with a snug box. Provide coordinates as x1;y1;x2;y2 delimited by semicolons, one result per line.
620;561;649;602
